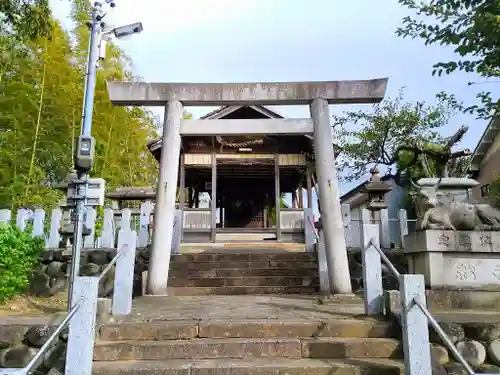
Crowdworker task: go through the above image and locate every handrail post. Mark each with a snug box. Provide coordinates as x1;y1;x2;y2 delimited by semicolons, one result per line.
304;208;315;252
362;223;384;315
399;274;432;375
315;224;331;295
112;229;137;315
65;276;99;375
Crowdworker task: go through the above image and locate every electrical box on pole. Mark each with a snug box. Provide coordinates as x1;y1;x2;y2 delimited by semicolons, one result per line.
74;135;96;171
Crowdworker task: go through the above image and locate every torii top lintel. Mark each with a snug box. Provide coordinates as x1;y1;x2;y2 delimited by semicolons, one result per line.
106;78;388;106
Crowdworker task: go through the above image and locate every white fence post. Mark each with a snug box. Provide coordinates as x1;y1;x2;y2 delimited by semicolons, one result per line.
113;229;137;316
47;208;62;248
362;223;383;315
32;209;45;238
138;201;153;247
361;208;371;225
0;209;11;225
399;209;408;248
171;210;182;255
341;204;351;228
399;274;432;375
380;208;390;249
100;208;115;248
120;208;132;234
16;209;29;231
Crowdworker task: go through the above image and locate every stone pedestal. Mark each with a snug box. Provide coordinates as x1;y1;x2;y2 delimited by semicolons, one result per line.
404;230;500;290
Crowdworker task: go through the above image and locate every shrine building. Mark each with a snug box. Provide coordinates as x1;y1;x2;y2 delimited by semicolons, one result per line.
147;105;315;244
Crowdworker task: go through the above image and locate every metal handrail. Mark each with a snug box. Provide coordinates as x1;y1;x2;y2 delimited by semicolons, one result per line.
24;297;83;375
364;240;400;279
413;298;476;375
98;245;127;281
363;240;492;375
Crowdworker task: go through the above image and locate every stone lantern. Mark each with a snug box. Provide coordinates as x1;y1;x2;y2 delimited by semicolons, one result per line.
364;167;392;211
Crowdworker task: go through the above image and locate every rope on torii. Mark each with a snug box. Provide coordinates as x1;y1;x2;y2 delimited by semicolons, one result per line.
215;136;264;148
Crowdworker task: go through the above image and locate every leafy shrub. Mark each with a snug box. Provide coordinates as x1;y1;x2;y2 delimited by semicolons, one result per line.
0;224;45;302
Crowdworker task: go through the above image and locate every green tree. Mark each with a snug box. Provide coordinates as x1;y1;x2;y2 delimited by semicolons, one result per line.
489;177;500;209
396;0;500;119
0;0;52;40
333;88;464;182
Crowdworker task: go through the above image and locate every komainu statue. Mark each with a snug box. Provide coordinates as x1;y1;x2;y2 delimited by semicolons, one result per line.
414;179;500;231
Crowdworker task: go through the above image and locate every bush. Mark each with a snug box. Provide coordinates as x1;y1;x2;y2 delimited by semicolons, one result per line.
0;224;45;302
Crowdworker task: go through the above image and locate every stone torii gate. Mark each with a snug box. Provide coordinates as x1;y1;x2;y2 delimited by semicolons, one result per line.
106;79;388;296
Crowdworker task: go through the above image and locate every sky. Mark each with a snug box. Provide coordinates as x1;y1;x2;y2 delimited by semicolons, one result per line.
49;0;499;199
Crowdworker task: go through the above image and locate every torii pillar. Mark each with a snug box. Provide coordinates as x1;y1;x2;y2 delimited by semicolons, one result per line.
106;79;388;295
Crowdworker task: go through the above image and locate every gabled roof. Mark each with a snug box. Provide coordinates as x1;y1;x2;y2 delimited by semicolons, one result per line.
200;105;284;119
147;105;286;154
471;115;500;170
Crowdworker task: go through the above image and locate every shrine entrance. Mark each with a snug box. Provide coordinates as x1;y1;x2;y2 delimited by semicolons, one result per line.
217;160;275;230
106;78;388;295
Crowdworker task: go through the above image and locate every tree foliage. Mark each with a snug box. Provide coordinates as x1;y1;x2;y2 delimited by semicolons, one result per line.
0;0;52;40
396;0;500;119
0;1;159;210
0;223;45;301
489;176;500;209
333;88;470;182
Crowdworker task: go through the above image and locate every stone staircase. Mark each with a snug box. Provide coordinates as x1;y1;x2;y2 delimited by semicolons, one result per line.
91;295;406;375
166;249;319;295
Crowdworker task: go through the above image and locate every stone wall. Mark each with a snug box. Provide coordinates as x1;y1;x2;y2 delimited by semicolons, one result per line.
426;321;500;373
29;248;149;298
0;314;67;374
348;249;409;293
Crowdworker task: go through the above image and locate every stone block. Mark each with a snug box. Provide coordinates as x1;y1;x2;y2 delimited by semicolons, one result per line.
93;338;303;361
404;230;500;253
92;358;405;375
100;321;198;341
385;288;500;311
301;337;400;359
197;319;393;339
403;230;500;290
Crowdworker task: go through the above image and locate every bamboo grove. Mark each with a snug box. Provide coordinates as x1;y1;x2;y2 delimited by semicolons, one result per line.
0;0;159;210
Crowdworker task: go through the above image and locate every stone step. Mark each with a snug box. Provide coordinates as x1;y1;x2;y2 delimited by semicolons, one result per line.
169;261;318;271
168;268;319;278
99;319;395;341
92;358;404;375
165;286;318;295
93;337;401;361
171;252;317;263
167;276;318;288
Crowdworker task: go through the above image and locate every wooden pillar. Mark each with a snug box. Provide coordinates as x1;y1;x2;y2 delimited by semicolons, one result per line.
298;183;304;209
274;154;281;241
211;152;217;243
188;187;193;208
147;100;183;296
292;191;297;208
306;164;313;209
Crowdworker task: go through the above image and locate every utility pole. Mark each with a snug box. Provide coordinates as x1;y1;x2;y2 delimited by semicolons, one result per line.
67;1;143;309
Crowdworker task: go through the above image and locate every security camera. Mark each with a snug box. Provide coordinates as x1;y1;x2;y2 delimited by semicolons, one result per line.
112;22;143;39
